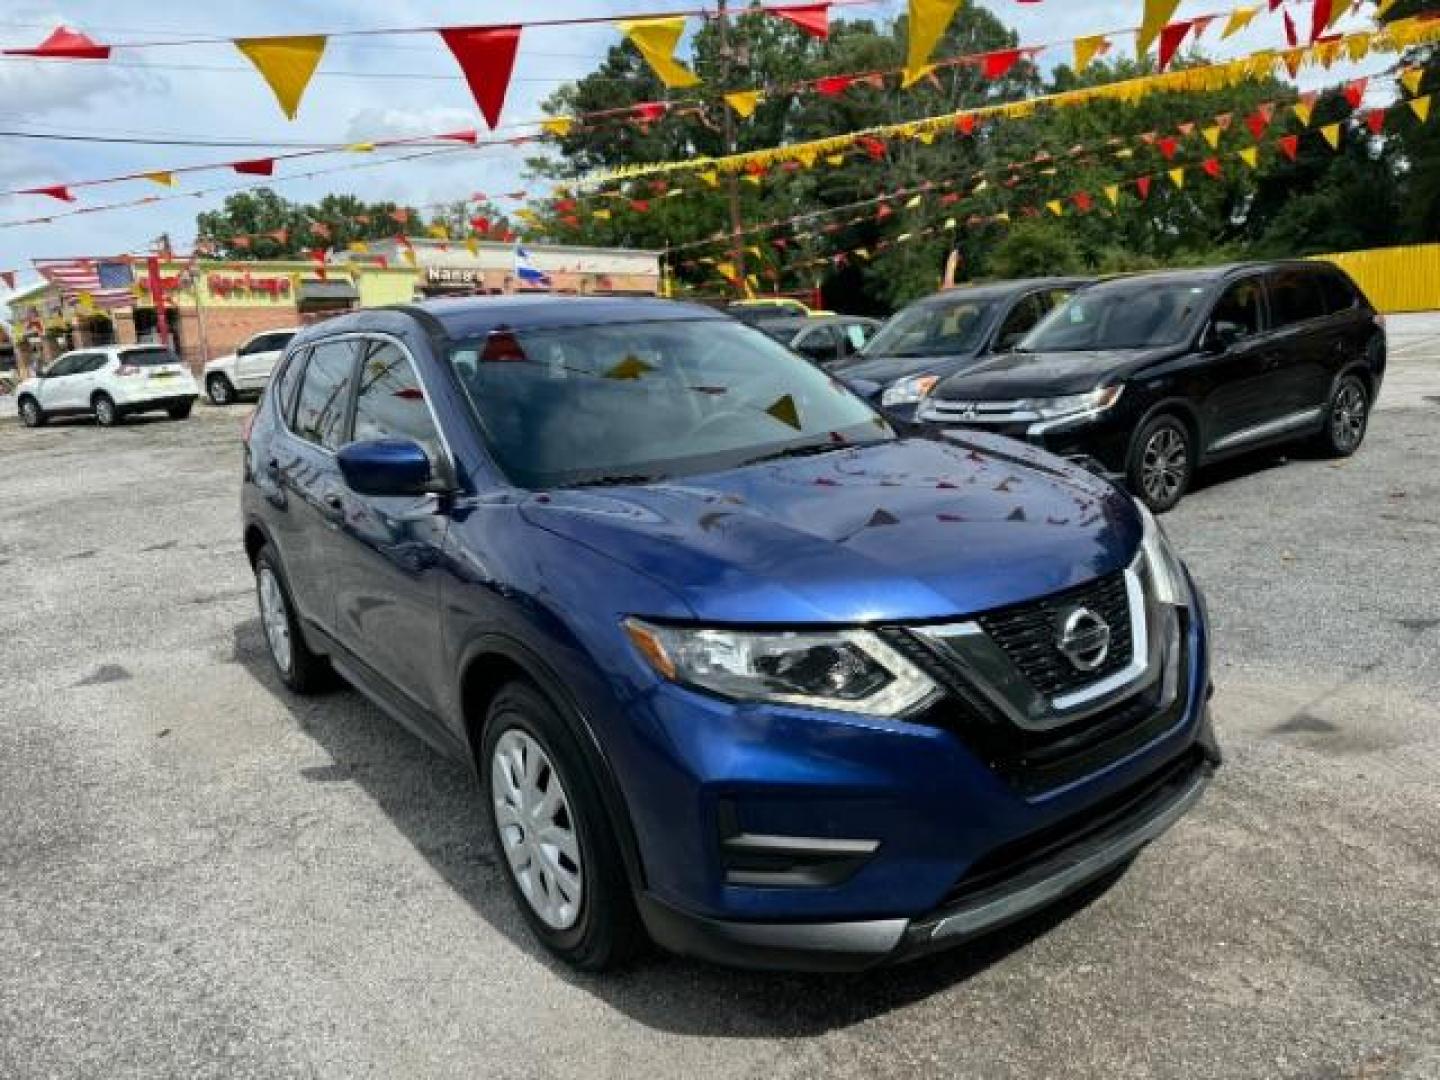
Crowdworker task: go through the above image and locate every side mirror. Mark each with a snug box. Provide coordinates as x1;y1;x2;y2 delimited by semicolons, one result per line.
337;438;436;498
1207;321;1245;352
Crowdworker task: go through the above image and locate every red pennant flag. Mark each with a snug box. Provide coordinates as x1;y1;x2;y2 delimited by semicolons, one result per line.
815;74;856;97
267;228;289;243
561;214;581;228
1136;175;1153;199
1072;191;1093;212
233;236;252;250
438;26;521;129
1246;109;1271;141
956;114;977;136
875;203;893;220
471;216;490;233
1;271;15;290
1344;78;1368;109
1283;9;1298;48
1157;20;1193;71
233;158;275;176
648;179;669;194
859;136;887;160
439;129;478;144
629;199;651;213
769;3;830;39
376;256;389;269
1278;134;1300;160
390;208;411;225
1177;121;1196;137
1158;136;1179;160
21;185;75;202
309;248;328;282
4;26;110;59
1367;109;1386;135
309;221;330;238
554;198;578;212
980;48;1023;81
1310;0;1332;44
940;192;961;205
634;101;668;123
1203;156;1223;178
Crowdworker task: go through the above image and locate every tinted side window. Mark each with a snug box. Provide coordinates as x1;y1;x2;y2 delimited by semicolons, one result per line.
841;322;873;352
47;355;83;377
84;355;111;374
795;325;840;362
996;295;1046;348
271;348;307;422
1268;270;1327;327
1318;270;1361;314
292;340;358;450
1211;278;1266;339
352;340;442;460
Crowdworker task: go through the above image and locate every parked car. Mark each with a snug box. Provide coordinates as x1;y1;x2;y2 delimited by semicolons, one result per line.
15;345;198;428
757;315;881;366
833;278;1089;425
204;327;299;405
242;296;1218;972
917;262;1385;511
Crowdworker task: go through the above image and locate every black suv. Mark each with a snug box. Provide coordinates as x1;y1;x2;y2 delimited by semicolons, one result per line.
917;262;1385;510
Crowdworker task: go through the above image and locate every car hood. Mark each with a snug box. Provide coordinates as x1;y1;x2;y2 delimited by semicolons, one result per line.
520;437;1140;624
833;351;980;388
934;347;1177;399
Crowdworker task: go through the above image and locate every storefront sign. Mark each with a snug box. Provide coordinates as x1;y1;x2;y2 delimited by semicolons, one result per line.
426;266;483;287
206;273;293;300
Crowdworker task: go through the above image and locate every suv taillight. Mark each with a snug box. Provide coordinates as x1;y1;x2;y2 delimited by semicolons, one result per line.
116;364;141;377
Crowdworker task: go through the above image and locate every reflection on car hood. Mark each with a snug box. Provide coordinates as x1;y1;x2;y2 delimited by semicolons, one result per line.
521;437;1139;624
934;347;1179;399
833;352;981;387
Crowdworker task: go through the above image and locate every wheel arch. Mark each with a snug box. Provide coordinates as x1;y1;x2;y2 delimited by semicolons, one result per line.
1131;397;1203;459
243;518;274;569
457;634;649;894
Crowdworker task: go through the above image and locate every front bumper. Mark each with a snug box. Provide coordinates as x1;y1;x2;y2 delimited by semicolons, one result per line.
638;726;1218;971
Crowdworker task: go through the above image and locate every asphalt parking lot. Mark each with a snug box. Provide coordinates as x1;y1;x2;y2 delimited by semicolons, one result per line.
2;319;1438;1080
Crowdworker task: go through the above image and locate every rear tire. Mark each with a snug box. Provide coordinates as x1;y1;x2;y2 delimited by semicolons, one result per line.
167;401;193;421
207;375;235;407
482;682;644;971
1127;413;1194;513
18;396;46;428
254;545;333;694
1316;373;1369;458
93;392;120;427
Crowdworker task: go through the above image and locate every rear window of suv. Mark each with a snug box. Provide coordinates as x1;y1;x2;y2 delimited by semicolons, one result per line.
1267;270;1328;326
121;347;182;368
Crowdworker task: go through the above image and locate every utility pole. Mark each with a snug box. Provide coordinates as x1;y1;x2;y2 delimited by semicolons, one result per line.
716;0;746;291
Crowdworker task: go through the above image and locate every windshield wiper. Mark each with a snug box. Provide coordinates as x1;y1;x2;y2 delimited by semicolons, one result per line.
741;441;866;467
564;473;664;489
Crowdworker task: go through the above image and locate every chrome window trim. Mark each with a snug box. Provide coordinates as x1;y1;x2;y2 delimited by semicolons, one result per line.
912;557;1163;733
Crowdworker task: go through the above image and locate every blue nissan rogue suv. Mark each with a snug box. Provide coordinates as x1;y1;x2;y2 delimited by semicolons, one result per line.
241;297;1220;971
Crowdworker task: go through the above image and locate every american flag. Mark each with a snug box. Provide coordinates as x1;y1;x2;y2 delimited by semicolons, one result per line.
32;258;136;309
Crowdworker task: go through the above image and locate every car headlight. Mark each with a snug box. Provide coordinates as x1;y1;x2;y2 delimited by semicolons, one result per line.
1020;385;1124;420
623;620;940;717
880;374;939;408
1137;502;1190;607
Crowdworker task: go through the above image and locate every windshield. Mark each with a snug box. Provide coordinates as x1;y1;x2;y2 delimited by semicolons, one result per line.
1022;281;1210;352
860;297;996;359
449;318;891;488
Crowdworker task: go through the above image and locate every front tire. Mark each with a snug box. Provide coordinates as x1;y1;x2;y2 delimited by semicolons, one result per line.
1128;413;1194;513
18;396;46;428
1317;374;1369;458
93;392;120;427
167;401;194;421
254;546;332;694
482;682;643;971
207;374;235;406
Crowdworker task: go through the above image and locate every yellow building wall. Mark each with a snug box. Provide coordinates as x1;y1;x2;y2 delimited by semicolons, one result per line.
354;268;418;308
1313;244;1440;314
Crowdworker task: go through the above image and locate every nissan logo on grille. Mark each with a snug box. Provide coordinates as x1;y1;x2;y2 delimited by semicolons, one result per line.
1056;607;1112;673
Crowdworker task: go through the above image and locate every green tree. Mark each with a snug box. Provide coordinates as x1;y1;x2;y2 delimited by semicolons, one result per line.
196;189;427;259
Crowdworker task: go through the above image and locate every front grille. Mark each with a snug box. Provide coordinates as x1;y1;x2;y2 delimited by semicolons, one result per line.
977;571;1133;697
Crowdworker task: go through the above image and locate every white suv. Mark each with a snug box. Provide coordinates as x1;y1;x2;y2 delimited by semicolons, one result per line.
15;345;199;428
203;328;298;406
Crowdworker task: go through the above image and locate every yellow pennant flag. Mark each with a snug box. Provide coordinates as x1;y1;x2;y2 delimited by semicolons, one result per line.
743;174;762;186
1202;125;1221;148
1046;199;1064;216
724;90;761;119
144;171;175;187
896;232;913;243
1320;123;1342;150
1139;0;1182;56
1377;0;1401;13
1169;166;1186;189
1327;0;1355;27
1104;184;1121;206
917;129;937;145
1222;6;1258;39
1346;34;1370;62
825;153;846;167
235;35;328;120
348;241;370;253
1114;147;1135;159
346;142;375;153
1292;102;1314;127
401;248;417;268
428;224;449;239
1411;95;1432;123
1238;146;1258;168
466;237;479;257
619;17;699;89
542;117;575;138
78;291;95;309
943;218;956;230
1074;35;1109;72
698;169;719;187
592;208;612;220
904;0;965;88
905;194;923;209
1401;68;1425;97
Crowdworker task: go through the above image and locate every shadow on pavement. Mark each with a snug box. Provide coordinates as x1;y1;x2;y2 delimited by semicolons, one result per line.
232;616;1126;1038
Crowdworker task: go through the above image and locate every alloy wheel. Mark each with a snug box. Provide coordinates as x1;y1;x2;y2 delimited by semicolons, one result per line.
208;377;233;406
95;397;115;425
491;728;584;931
257;567;293;675
1141;427;1188;507
20;400;39;426
1331;382;1367;453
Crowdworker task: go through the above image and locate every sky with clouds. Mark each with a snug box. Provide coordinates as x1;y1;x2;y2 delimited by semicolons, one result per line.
0;0;1379;295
